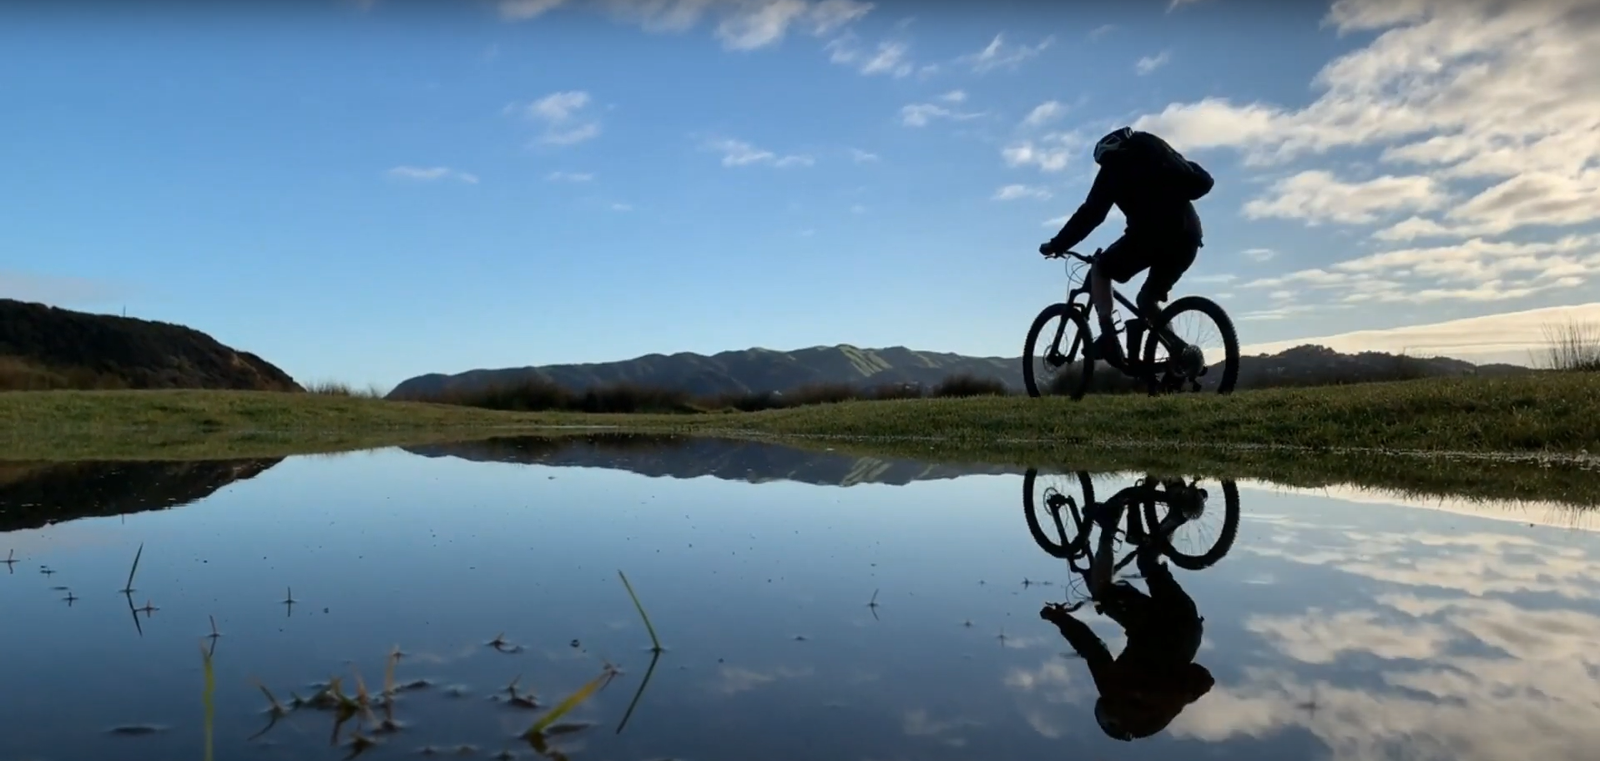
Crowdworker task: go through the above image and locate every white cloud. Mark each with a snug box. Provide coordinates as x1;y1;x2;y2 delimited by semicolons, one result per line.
1243;247;1277;262
1167;0;1205;9
939;89;967;103
542;0;872;50
1088;24;1115;40
1002;131;1087;172
1132;0;1600;240
385;166;479;184
705;137;814;168
498;0;566;19
1242;170;1452;225
992;184;1052;201
610;202;633;211
850;203;866;214
898;102;983;128
827;34;914;77
546;171;595;182
849;148;880;163
511;90;602;146
1135;50;1171;75
956;32;1055;73
1020;100;1065;129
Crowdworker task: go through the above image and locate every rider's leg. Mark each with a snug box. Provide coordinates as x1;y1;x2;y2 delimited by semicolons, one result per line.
1138;239;1199;326
1090;238;1152;364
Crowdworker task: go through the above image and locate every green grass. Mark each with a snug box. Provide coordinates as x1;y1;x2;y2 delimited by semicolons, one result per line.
3;372;1599;463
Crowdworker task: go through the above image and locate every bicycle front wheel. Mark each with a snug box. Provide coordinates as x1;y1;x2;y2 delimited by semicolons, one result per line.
1022;468;1096;559
1141;295;1240;395
1023;303;1095;399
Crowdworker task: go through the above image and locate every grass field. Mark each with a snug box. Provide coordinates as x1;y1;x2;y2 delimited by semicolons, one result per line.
2;371;1598;461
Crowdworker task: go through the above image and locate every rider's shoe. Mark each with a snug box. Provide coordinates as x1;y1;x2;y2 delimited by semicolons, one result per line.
1087;333;1127;370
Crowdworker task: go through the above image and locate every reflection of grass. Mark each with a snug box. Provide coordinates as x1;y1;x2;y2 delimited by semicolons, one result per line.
790;436;1600;508
200;638;216;761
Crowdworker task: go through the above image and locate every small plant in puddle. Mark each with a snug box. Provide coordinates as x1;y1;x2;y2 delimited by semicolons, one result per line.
3;548;16;571
617;570;662;653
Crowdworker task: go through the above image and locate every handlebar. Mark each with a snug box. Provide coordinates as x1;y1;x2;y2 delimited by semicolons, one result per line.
1039;244;1098;264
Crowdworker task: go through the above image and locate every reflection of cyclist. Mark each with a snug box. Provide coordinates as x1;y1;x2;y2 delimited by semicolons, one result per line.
1038;514;1213;741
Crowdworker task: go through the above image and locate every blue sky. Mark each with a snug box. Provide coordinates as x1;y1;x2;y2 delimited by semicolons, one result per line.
4;0;1598;389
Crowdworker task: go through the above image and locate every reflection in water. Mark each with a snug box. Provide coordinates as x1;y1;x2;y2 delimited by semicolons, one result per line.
1024;470;1241;742
3;441;1600;760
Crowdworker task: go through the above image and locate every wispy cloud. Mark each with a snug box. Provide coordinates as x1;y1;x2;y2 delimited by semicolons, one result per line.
509;90;602;145
499;0;874;51
610;202;633;211
1020;100;1065;129
827;34;915;77
705;137;814;168
1088;24;1115;40
386;166;479;184
1002;131;1087;172
850;148;880;163
498;0;565;20
899;102;984;128
1135;50;1171;75
993;184;1052;201
1243;247;1278;262
956;33;1054;73
939;90;967;103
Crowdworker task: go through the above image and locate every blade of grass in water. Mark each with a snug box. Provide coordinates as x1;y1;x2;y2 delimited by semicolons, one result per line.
122;542;143;593
617;570;662;653
522;666;617;739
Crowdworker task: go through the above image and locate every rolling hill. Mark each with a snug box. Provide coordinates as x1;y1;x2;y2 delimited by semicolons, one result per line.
0;298;301;391
388;342;1533;400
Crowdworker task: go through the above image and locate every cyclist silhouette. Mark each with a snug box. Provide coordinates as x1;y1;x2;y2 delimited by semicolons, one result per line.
1037;484;1215;741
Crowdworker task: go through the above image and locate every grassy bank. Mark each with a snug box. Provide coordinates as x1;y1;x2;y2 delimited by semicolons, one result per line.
3;372;1599;461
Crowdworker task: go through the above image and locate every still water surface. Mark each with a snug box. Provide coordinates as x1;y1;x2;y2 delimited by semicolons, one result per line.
3;436;1600;760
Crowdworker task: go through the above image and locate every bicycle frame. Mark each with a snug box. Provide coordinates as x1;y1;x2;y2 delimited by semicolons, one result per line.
1047;248;1188;375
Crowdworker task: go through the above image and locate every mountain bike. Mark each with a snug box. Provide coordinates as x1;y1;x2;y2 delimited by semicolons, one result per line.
1022;468;1240;573
1023;247;1240;399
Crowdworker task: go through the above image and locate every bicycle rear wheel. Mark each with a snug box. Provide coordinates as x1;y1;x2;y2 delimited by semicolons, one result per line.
1141;295;1240;394
1023;303;1095;399
1142;479;1240;570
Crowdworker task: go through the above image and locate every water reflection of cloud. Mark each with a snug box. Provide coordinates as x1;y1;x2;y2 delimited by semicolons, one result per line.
1169;515;1600;761
902;708;983;747
715;664;814;695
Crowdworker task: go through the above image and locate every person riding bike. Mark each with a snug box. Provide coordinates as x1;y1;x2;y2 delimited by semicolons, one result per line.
1039;127;1214;369
1037;489;1214;742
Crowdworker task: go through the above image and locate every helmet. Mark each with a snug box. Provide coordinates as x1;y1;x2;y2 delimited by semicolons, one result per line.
1093;126;1135;164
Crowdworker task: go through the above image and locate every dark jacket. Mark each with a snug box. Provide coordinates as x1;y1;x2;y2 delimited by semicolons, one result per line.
1051;131;1210;252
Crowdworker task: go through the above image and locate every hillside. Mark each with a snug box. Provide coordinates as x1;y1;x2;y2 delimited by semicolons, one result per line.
389;345;1016;400
388;341;1533;400
0;298;301;392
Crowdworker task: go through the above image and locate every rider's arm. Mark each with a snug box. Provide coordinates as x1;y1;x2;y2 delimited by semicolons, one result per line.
1047;166;1115;251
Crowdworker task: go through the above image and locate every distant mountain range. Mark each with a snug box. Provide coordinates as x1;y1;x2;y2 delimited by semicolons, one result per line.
401;434;1017;487
388;342;1534;400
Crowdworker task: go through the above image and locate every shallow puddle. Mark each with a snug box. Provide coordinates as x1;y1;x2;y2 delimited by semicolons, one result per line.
3;436;1600;759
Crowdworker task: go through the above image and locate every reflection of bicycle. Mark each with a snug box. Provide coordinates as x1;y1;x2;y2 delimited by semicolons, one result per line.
1023;248;1240;399
1022;468;1240;574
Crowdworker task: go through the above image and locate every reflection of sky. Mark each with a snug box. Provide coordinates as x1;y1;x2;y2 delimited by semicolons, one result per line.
0;452;1598;759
